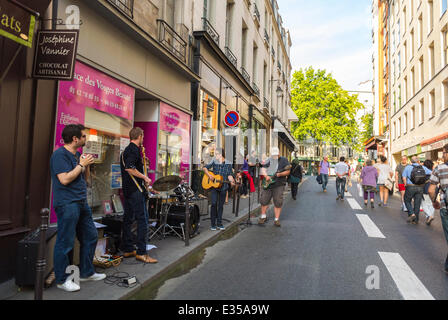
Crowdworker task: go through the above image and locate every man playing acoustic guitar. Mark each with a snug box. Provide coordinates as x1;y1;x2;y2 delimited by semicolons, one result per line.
203;148;236;231
258;147;291;227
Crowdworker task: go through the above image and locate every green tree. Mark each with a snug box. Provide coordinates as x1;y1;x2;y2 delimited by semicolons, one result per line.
359;112;374;146
290;67;364;152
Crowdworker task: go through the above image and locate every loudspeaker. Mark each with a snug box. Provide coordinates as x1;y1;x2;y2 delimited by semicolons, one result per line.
15;226;58;287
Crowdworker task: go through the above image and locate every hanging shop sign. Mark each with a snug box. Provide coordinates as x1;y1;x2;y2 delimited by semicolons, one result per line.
0;0;37;47
32;30;79;80
224;110;240;127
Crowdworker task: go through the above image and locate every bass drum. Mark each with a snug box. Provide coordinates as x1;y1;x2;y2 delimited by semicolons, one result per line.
166;204;200;237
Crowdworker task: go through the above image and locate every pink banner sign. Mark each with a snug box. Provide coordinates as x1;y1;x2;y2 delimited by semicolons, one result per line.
54;61;134;149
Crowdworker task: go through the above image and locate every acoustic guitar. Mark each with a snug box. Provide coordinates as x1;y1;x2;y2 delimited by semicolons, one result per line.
202;172;227;190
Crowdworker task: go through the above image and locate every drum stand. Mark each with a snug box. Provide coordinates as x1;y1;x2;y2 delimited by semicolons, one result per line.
149;195;183;241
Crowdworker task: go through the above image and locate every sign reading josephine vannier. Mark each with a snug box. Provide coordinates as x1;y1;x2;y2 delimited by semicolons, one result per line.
32;30;79;80
0;0;37;47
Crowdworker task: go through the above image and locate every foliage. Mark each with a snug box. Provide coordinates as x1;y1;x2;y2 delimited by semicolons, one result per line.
290;67;364;149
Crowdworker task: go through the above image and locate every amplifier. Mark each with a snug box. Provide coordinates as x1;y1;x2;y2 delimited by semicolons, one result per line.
15;226;58;287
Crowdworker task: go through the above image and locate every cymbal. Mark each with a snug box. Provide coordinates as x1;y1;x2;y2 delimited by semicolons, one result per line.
152;175;182;192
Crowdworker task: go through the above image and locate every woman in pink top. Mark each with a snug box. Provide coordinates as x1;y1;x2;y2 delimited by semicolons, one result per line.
360;159;379;208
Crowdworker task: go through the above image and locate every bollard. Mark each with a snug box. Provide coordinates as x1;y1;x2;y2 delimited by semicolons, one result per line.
184;199;190;247
34;208;49;300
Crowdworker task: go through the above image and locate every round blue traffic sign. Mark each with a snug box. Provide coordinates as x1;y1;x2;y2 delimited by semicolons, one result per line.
224;111;240;127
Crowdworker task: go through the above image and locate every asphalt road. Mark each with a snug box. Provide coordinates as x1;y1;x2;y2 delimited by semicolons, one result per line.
154;177;448;300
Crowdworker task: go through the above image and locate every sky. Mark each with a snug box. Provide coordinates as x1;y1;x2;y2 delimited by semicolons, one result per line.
277;0;374;108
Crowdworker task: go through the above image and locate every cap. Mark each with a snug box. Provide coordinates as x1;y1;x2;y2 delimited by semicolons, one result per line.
271;147;280;156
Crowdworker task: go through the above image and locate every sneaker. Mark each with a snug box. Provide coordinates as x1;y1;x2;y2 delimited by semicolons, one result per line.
258;217;267;225
274;220;281;227
407;214;416;223
382;203;388;207
341;198;345;201
426;216;434;226
210;226;217;231
80;273;106;282
217;225;225;230
336;195;340;201
57;279;80;292
371;202;375;209
402;204;408;212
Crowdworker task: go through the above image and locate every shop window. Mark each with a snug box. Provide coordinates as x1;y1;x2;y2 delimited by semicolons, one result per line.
201;90;219;164
157;102;191;180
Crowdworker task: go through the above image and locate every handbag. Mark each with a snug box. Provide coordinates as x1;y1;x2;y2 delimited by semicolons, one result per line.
316;174;323;184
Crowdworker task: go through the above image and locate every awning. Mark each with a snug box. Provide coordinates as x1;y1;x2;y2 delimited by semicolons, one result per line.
420;132;448;146
273;119;298;150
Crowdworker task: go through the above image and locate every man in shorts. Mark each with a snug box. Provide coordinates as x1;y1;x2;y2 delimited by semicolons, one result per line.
258;147;291;227
395;156;409;211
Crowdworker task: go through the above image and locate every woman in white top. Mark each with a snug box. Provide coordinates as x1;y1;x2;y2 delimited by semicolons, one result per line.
376;155;394;206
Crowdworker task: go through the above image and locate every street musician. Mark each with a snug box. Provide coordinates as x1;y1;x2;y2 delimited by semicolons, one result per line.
203;148;236;231
120;127;158;264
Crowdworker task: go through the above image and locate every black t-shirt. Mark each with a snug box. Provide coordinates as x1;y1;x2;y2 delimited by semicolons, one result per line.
120;143;144;197
262;156;291;188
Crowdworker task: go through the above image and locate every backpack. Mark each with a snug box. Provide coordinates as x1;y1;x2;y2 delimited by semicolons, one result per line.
410;165;427;185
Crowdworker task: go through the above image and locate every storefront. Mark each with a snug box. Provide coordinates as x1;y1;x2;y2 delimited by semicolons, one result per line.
52;61;135;221
420;132;448;163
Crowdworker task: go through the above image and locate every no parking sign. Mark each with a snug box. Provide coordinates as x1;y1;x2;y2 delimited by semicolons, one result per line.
224;111;240;127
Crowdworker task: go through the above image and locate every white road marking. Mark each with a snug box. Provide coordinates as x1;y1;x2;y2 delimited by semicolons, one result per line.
355;214;386;238
347;198;363;210
378;252;435;300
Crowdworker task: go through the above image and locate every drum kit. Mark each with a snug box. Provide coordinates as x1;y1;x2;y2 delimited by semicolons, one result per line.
148;174;200;241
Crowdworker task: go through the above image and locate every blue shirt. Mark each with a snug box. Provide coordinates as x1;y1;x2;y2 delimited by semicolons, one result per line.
402;163;432;185
205;158;234;191
50;146;87;207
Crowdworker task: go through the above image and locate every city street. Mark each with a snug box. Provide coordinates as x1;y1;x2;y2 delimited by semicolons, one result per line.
154;177;448;300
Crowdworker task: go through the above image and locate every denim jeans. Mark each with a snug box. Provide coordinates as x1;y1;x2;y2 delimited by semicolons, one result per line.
123;191;149;255
321;174;329;191
404;185;424;221
54;200;98;284
440;209;448;247
336;177;347;199
210;187;227;227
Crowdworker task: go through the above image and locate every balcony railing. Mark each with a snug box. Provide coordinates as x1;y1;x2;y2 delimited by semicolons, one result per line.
277;61;282;71
241;67;251;84
271;46;275;58
264;97;270;110
252;82;260;98
107;0;134;18
202;17;219;46
264;29;270;44
253;3;261;23
225;46;238;69
157;20;187;64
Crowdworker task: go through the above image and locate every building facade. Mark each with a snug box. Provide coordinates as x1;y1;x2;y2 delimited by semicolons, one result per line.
370;0;391;161
387;0;448;165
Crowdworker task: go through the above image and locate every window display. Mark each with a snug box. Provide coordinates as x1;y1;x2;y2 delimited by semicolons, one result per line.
158;102;191;182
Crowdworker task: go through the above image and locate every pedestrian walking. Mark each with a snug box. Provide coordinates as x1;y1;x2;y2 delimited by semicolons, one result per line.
318;156;330;192
360;159;378;208
335;157;349;201
376;156;394;207
422;160;435;225
402;156;432;224
344;160;352;192
428;144;448;272
50;124;106;292
395;156;409;212
289;153;303;200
